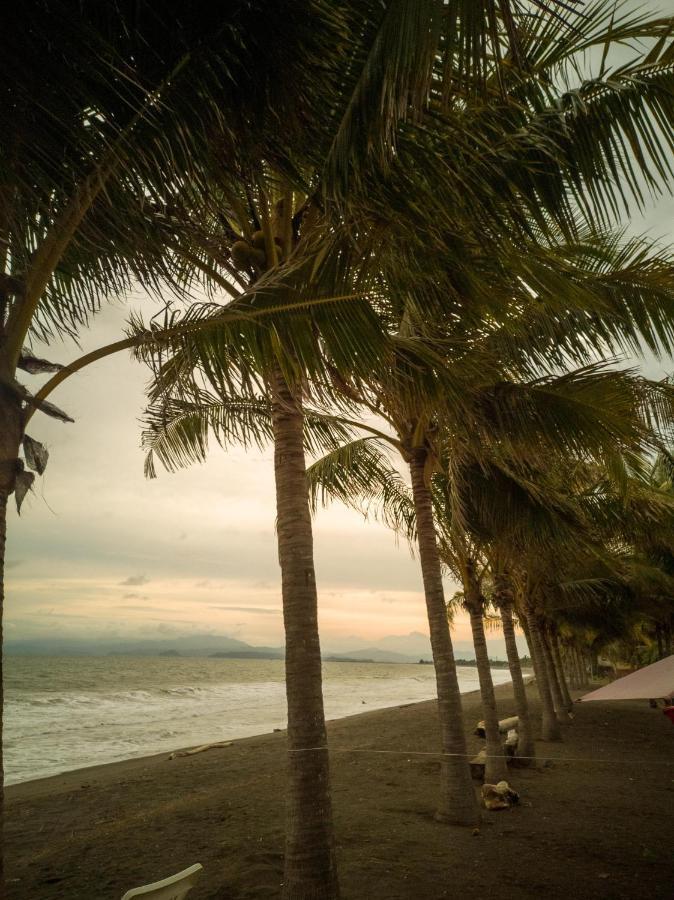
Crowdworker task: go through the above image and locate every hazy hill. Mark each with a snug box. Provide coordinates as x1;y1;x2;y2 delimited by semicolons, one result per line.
4;634;280;658
325;648;416;664
5;629;524;661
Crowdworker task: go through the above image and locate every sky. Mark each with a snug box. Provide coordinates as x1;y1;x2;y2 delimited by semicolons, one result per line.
6;289;453;650
5;13;674;654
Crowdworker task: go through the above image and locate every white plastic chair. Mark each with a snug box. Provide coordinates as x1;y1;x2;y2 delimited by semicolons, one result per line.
121;863;203;899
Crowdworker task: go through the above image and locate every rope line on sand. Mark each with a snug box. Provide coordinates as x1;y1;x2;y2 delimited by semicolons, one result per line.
287;747;674;765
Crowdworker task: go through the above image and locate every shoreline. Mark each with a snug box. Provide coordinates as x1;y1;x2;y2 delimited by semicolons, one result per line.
7;671;526;793
9;677;672;899
7;684;492;801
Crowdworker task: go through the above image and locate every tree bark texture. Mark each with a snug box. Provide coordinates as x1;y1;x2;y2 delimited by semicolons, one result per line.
520;610;562;742
550;632;573;711
408;449;478;825
465;592;509;783
538;626;571;722
498;599;535;763
574;645;589;690
656;625;665;660
564;644;579;690
270;366;339;900
0;388;21;897
0;488;7;893
665;613;674;656
576;646;587;689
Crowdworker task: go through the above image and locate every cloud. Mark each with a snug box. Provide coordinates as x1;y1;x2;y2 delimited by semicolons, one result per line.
122;592;149;600
6;560;23;569
119;604;164;612
212;605;280;615
119;575;150;586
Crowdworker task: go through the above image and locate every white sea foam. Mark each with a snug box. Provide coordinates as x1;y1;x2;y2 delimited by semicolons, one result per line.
5;656;511;784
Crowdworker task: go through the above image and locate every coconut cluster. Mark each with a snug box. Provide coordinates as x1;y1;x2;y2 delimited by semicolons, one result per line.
230;230;285;273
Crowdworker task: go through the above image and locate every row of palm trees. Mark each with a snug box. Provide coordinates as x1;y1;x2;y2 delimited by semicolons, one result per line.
3;2;674;897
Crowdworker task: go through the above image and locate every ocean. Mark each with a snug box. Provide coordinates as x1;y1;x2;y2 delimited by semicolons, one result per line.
4;656;512;785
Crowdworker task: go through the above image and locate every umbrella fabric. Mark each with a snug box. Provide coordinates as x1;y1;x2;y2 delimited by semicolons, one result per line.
580;655;674;702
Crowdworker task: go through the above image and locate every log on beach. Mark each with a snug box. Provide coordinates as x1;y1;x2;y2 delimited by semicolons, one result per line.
475;715;519;738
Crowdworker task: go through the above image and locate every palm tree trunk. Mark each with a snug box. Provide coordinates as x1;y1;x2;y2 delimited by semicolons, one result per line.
520;610;562;741
574;645;588;690
466;599;509;782
571;645;582;690
0;388;22;897
550;632;573;711
498;600;535;763
0;488;6;894
576;647;590;690
567;646;577;689
270;366;339;900
408;449;478;825
564;644;578;690
656;624;665;660
538;626;570;722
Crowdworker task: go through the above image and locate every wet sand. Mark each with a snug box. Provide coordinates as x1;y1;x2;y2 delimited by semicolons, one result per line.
6;680;673;899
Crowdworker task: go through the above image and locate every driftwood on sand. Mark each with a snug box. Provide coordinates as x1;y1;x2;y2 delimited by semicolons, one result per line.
471;720;522;779
168;741;233;760
474;715;519;738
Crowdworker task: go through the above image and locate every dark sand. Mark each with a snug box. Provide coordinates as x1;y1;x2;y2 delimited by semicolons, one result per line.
6;680;674;899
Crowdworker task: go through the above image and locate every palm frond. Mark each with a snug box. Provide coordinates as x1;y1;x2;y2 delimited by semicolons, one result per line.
307;437;416;536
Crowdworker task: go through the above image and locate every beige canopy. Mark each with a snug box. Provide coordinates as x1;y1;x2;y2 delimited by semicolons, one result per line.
580;655;674;702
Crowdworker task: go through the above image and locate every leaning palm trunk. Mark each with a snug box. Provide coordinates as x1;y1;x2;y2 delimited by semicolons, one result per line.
656;624;665;659
520;610;562;741
575;646;586;689
465;597;510;783
549;631;573;711
498;599;535;763
563;644;579;691
408;449;478;825
538;626;571;722
575;646;588;690
270;365;339;900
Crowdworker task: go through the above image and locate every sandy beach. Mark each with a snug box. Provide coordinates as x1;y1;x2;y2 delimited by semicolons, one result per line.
6;679;673;899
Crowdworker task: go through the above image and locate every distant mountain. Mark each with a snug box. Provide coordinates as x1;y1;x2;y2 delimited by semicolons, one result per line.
375;631;432;657
325;647;417;664
323;631;526;662
210;649;283;660
6;630;526;661
4;634;279;658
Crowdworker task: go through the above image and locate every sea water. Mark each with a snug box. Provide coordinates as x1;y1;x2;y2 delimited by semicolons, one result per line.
4;656;512;784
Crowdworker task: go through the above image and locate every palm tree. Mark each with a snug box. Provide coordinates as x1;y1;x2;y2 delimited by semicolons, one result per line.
0;9;270;885
131;3;646;856
546;453;674;675
307;359;674;793
0;7;386;895
437;516;512;784
5;3;673;896
36;2;674;892
494;574;537;761
139;12;674;829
